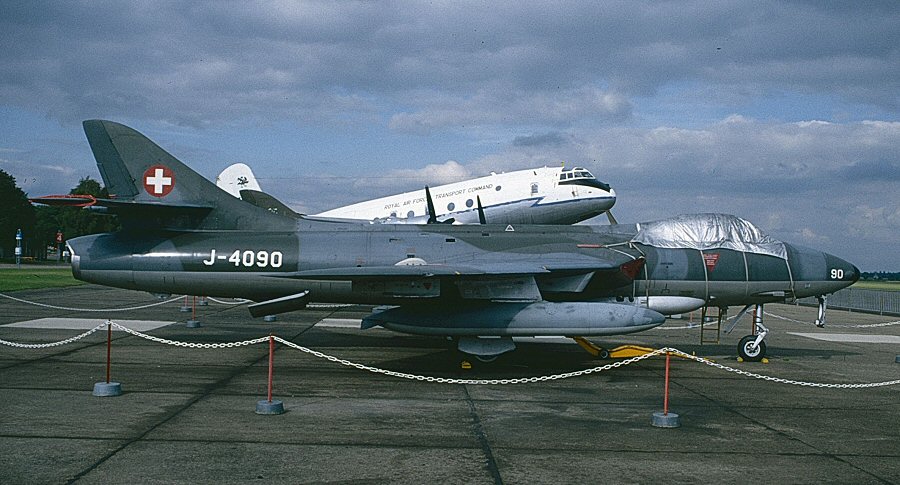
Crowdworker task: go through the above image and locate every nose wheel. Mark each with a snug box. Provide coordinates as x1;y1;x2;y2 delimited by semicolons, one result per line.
738;335;767;361
736;304;769;362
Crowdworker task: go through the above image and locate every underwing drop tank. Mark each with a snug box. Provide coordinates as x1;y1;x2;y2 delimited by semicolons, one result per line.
362;301;665;337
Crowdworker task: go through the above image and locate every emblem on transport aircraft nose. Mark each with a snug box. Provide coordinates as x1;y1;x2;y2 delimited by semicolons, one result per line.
143;165;175;197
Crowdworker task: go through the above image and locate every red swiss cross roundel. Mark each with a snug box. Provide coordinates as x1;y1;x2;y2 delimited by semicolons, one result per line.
142;165;175;197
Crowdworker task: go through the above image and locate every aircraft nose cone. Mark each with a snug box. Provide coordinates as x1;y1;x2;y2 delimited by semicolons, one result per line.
848;263;860;284
824;252;859;288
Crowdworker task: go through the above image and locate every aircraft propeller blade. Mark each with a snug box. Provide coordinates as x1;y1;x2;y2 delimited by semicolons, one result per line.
606;210;618;225
424;186;438;224
476;195;487;224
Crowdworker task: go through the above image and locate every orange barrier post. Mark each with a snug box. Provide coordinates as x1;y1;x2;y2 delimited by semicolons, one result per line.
92;321;122;397
663;351;670;414
256;334;284;414
651;350;680;427
106;322;112;384
186;296;202;328
267;335;274;403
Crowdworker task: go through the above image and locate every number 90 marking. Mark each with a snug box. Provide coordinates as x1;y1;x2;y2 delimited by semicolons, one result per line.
830;268;844;279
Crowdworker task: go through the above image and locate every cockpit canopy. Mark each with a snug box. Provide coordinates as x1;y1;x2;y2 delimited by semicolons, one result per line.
632;213;787;260
559;167;612;192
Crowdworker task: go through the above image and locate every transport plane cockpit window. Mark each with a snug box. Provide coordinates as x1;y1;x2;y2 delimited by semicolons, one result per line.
559;167;612;192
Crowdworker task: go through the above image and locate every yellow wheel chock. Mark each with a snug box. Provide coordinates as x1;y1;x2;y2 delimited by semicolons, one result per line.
572;337;660;359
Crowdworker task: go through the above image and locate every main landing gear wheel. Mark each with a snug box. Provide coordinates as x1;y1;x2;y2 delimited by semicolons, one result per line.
738;335;767;362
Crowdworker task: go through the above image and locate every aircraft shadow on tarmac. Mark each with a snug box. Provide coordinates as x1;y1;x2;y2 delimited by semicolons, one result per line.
292;327;864;376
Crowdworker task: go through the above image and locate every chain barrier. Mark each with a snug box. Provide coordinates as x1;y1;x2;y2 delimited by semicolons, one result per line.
205;297;249;305
650;310;900;330
764;311;900;328
107;322;269;349
272;336;665;384
3;321;898;388
668;348;900;389
0;322;106;349
0;292;184;312
1;291;355;312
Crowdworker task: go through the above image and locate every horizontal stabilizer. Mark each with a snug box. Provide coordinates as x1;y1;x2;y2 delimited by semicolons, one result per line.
30;194;213;212
29;195;100;208
239;189;301;218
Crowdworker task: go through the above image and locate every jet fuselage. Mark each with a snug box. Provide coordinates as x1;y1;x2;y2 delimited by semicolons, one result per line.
68;220;858;309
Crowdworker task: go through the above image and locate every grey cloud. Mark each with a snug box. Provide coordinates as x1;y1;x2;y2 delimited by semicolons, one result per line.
842;159;900;181
3;2;898;128
513;132;568;147
389;87;631;134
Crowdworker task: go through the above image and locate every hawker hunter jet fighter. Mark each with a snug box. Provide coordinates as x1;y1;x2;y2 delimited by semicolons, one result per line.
32;121;859;361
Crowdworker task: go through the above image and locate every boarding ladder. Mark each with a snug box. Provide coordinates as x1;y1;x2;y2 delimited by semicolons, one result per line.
699;305;724;344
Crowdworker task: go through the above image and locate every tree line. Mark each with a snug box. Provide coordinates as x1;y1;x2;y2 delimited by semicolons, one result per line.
0;169;118;261
861;272;900;282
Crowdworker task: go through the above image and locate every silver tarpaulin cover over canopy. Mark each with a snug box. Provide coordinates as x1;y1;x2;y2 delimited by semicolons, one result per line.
632;213;787;259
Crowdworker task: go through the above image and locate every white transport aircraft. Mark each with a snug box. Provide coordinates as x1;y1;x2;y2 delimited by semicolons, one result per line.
216;163;616;225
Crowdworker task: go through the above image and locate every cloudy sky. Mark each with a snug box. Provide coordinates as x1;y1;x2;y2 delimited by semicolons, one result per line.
1;1;898;270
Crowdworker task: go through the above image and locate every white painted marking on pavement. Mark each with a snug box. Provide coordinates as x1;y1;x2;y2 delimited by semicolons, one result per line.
788;332;900;344
317;318;363;328
5;318;174;331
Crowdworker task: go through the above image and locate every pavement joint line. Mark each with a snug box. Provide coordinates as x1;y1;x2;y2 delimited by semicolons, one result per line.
678;379;896;485
462;385;504;485
64;324;313;484
639;357;900;484
0;333;133;372
3;432;899;458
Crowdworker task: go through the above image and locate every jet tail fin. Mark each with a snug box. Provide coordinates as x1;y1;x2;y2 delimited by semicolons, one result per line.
81;120;294;231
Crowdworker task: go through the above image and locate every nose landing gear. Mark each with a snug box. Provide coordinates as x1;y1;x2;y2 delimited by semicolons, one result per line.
725;303;769;362
815;295;828;327
738;334;767;361
736;304;769;362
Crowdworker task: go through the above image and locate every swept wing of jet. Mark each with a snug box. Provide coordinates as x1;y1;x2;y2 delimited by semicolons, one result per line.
32;120;859;361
